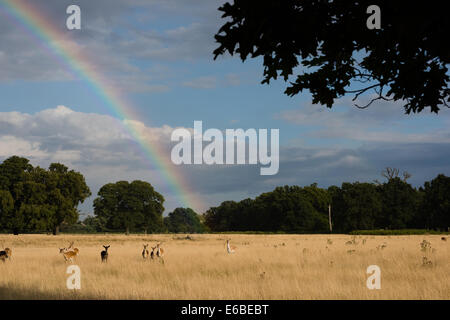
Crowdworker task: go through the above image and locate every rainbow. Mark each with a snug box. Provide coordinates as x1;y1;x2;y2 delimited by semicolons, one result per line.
0;0;203;212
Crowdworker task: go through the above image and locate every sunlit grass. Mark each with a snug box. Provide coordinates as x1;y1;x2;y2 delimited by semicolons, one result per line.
0;234;448;299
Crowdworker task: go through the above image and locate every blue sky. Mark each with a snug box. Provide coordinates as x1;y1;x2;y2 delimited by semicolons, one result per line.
0;0;449;216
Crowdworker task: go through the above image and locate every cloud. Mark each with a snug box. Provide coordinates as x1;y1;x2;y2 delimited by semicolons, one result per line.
182;76;217;89
1;105;449;216
0;0;226;92
0;106;186;211
277;96;450;144
181;73;243;89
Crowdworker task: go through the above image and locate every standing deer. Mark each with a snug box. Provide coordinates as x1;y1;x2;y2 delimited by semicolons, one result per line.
151;243;164;264
142;244;149;260
156;243;164;258
226;239;236;254
150;246;155;260
101;245;110;263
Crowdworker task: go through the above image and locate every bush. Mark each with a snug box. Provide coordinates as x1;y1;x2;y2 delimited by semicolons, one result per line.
349;229;449;235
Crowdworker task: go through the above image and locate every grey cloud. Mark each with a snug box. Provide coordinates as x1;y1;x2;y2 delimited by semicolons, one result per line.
0;0;226;90
2;106;448;216
277;97;450;143
182;76;217;89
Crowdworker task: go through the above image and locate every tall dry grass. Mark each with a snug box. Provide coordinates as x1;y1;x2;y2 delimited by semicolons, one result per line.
0;234;448;299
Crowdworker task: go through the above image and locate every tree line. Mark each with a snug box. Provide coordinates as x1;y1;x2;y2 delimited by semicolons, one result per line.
0;156;205;234
0;156;449;234
203;171;450;233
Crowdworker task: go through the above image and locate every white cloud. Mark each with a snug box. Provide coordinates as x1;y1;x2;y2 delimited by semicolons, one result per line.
1;105;449;216
277;96;450;144
0;136;47;158
0;105;212;213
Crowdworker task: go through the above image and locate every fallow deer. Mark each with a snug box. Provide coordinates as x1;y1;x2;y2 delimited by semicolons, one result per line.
101;245;110;263
142;244;149;260
59;247;78;263
0;248;11;262
226;239;236;254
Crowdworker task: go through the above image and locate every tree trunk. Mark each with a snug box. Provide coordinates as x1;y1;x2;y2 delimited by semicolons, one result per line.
125;226;129;235
328;204;332;233
53;225;60;235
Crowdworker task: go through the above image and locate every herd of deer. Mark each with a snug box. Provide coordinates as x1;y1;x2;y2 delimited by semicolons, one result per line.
58;239;237;263
57;241;166;264
0;239;238;264
56;237;448;263
1;237;449;264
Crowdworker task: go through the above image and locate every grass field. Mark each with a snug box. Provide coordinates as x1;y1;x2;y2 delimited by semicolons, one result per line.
0;234;448;299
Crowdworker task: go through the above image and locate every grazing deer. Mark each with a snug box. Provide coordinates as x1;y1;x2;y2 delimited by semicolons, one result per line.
0;248;12;262
226;239;236;254
59;247;78;263
142;244;149;260
101;245;110;263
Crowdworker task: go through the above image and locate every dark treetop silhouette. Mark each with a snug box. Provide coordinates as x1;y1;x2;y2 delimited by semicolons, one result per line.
213;0;449;113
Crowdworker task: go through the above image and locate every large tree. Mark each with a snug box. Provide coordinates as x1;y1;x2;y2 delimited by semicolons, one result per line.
420;174;450;230
214;1;449;113
203;200;240;232
93;180;165;234
328;182;382;232
164;207;205;233
46;163;91;235
19;166;56;232
203;185;329;232
0;156;34;234
0;157;90;234
377;177;419;229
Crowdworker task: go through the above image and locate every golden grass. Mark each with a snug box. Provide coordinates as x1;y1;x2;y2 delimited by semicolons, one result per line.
0;234;448;299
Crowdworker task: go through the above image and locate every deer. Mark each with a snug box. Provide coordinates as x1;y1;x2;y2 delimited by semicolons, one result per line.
67;241;79;253
150;246;155;260
142;244;149;260
59;247;78;263
150;243;164;264
0;248;12;262
156;243;164;258
226;239;236;254
101;245;110;263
